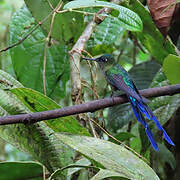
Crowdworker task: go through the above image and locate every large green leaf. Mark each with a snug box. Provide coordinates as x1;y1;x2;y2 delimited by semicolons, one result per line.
9;6;69;99
64;0;143;32
25;0;85;42
11;87;89;135
125;0;177;63
56;134;160;180
0;161;43;180
107;60;160;132
163;54;180;84
0;70;74;177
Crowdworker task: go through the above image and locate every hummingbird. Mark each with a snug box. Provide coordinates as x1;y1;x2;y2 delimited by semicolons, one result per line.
82;54;174;151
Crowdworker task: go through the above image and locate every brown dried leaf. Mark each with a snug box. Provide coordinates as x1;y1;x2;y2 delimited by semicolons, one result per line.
147;0;176;37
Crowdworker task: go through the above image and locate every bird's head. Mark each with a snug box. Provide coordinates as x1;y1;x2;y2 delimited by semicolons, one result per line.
82;54;115;70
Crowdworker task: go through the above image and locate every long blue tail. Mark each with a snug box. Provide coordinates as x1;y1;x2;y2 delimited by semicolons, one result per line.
129;96;174;151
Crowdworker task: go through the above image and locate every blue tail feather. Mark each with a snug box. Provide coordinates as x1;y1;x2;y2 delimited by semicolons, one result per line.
137;102;151;120
129;96;174;150
145;107;175;146
129;96;159;151
145;126;159;151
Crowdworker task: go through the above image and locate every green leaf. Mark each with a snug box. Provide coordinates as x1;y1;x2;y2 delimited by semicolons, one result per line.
11;87;90;136
91;169;128;180
163;54;180;84
157;144;176;170
149;143;176;179
9;6;69;99
0;70;30;115
64;0;143;32
0;71;74;176
50;158;92;179
111;132;135;143
126;0;177;63
56;134;160;180
24;0;85;42
129;60;161;90
0;70;23;90
67;158;91;178
0;161;43;180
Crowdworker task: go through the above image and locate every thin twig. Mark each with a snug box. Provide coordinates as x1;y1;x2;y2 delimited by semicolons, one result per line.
42;2;63;95
81;81;99;99
87;114;98;138
47;0;55;10
43;43;47;95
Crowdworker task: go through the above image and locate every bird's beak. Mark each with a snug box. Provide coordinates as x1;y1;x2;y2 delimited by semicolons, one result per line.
82;57;98;61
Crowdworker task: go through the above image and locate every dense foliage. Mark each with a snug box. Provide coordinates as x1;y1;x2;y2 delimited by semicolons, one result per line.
0;0;180;179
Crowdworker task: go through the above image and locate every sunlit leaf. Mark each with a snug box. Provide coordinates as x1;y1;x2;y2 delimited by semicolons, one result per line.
163;54;180;84
56;134;160;180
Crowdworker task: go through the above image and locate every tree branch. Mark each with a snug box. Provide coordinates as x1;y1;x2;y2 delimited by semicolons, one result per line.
69;0;122;102
0;84;179;125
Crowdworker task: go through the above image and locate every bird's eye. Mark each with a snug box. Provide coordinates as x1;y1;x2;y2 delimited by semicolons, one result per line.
104;58;107;62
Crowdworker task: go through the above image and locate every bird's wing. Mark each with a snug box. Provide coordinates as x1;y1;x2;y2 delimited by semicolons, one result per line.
131;80;149;103
107;73;143;102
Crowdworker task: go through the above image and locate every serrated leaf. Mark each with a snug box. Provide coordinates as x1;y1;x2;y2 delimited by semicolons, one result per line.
64;0;143;32
0;161;43;180
163;54;180;84
11;88;90;136
87;16;125;48
56;134;160;180
9;6;69;99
